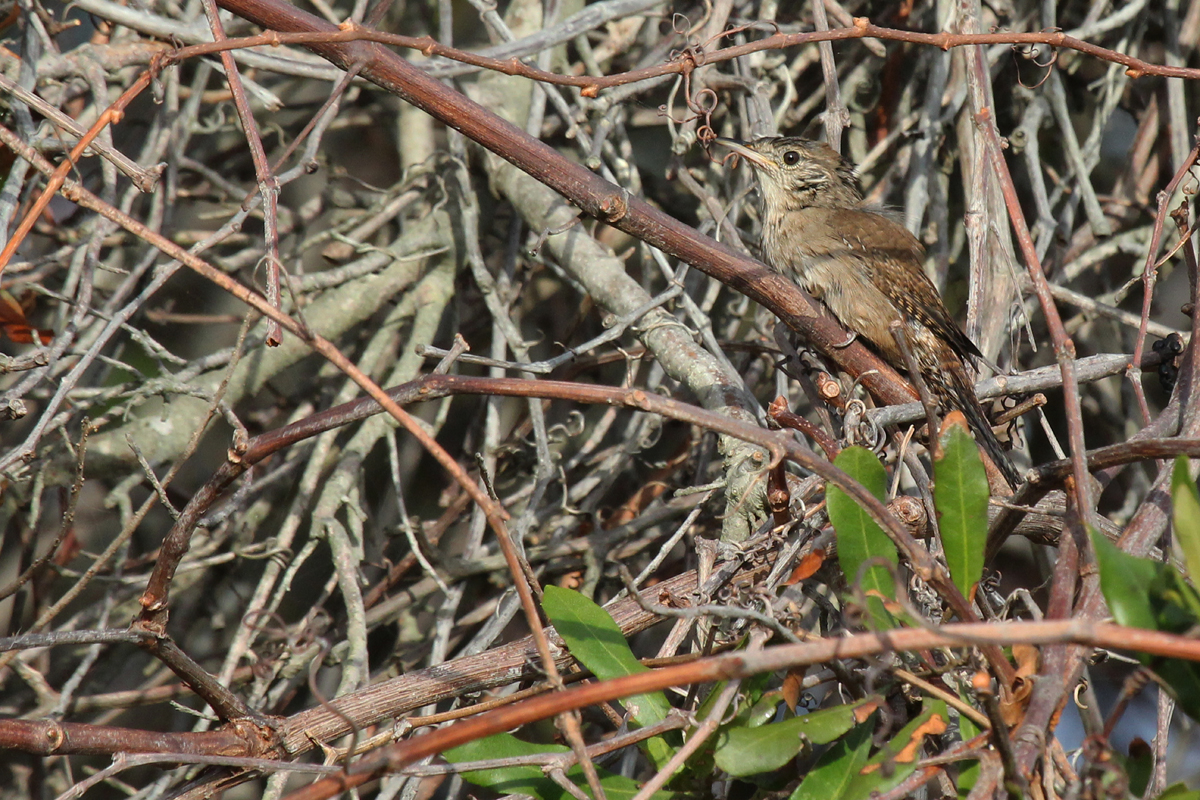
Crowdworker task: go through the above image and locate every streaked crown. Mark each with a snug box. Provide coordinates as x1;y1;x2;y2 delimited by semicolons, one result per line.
715;137;863;211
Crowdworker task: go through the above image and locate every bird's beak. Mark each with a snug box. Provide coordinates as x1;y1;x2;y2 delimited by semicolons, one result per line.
713;138;772;169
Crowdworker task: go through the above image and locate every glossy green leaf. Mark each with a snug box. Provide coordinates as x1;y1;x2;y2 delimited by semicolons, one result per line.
1091;529;1159;631
742;691;785;729
828;447;897;627
935;424;990;597
787;719;873;800
542;585;671;726
446;733;677;800
1172;455;1200;586
714;697;881;777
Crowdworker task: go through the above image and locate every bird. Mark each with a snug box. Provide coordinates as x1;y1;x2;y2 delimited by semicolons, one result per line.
715;136;1021;488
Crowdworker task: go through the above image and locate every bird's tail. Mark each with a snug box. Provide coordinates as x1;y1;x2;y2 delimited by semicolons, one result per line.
943;367;1022;489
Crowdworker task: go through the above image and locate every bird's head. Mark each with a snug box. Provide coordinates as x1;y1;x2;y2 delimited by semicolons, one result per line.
714;136;863;211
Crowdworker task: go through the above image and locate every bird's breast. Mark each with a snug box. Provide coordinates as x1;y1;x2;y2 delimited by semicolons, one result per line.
759;212;909;358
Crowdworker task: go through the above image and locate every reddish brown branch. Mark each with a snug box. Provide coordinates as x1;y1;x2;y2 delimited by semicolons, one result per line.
283;619;1200;800
161;19;1200;96
0;69;154;277
0;571;699;759
0;123;560;729
209;0;916;411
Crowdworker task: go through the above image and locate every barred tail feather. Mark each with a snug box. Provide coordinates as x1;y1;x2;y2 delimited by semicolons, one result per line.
946;370;1021;489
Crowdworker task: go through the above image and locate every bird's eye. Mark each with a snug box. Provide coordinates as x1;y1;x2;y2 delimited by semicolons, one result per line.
782;150;801;166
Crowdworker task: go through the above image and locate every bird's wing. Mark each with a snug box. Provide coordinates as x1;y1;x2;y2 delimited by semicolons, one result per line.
830;209;985;363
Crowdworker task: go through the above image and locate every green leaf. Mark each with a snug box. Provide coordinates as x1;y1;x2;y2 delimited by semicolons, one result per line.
542;586;675;769
598;777;679;800
842;699;948;800
742;691;786;729
1091;529;1160;631
1172;455;1200;586
828;447;897;628
695;664;772;728
955;714;981;796
787;718;874;800
1160;567;1200;624
446;732;570;797
446;733;678;800
714;697;881;777
1125;738;1153;798
542;585;671;726
935;424;990;597
1157;784;1200;800
541;586;645;681
1090;531;1200;724
1149;570;1200;722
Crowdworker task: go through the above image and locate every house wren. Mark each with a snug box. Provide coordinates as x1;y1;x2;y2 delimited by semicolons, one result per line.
717;136;1020;487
